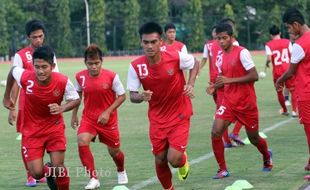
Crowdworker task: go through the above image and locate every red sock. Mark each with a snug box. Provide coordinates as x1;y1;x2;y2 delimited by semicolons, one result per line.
78;145;97;178
222;129;231;144
21;146;31;178
255;137;270;161
290;89;298;112
303;123;310;154
155;161;173;189
277;90;287;112
56;167;70;190
212;136;226;170
179;153;186;168
232;122;242;135
113;151;125;172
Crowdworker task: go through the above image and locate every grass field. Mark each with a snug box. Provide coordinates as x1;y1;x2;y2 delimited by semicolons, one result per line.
0;53;309;190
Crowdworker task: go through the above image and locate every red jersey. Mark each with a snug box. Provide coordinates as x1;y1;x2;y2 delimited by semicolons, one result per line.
161;40;187;54
127;51;194;128
265;39;291;77
76;69;125;127
13;68;78;137
291;32;310;101
207;40;221;83
219;46;257;109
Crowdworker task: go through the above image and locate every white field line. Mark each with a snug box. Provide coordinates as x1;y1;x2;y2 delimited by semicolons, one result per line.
130;118;295;190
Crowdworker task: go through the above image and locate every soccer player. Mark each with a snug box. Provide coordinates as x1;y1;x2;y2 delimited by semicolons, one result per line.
161;23;188;54
265;25;297;117
8;19;59;187
276;7;310;173
71;44;128;189
3;45;80;190
203;20;244;147
127;22;199;190
209;23;272;179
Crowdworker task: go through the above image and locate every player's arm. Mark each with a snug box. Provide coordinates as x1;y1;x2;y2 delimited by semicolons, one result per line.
199;44;209;73
97;75;126;125
71;90;82;129
49;79;80;115
265;45;272;71
3;67;24;111
276;43;303;90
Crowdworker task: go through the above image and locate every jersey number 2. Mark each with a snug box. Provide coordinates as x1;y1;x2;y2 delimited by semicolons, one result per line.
26;80;34;93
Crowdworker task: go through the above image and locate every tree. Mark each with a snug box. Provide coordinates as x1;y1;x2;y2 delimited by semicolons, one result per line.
0;1;9;57
89;0;107;52
183;0;205;52
122;0;140;50
139;0;168;25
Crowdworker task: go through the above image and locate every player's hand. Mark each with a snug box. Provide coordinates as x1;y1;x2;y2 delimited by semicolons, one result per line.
183;84;195;98
141;90;153;101
215;75;228;88
71;115;79;129
8;109;17;126
3;97;15;111
97;111;110;125
48;103;63;115
206;82;215;95
275;80;283;92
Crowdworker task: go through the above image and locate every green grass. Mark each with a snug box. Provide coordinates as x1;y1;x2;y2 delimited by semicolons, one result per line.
0;54;309;190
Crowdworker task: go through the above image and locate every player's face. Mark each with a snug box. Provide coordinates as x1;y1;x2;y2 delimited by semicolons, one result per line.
285;22;300;37
216;32;233;51
141;33;162;58
165;29;176;41
28;29;45;49
85;56;102;76
33;59;55;85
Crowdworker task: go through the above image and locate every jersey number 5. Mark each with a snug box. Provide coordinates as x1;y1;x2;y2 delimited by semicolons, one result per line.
216;106;226;115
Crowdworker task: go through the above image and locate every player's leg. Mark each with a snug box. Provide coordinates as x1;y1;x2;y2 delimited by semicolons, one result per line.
211;118;231;179
49;151;69;190
230;121;245;145
107;147;128;184
150;125;173;189
166;119;190;181
277;88;289;115
284;88;291;106
285;79;297;117
78;132;100;189
222;129;234;148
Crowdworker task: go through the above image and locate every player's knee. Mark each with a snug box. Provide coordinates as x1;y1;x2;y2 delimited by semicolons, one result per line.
248;136;259;145
108;147;120;157
155;156;167;166
167;154;182;168
78;136;90;146
211;130;222;138
29;168;44;179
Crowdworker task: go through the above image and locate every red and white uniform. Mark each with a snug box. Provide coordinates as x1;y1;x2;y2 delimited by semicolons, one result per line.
265;39;295;87
13;46;59;132
215;46;258;131
290;32;310;124
161;40;188;54
12;67;79;161
127;51;195;154
75;69;125;147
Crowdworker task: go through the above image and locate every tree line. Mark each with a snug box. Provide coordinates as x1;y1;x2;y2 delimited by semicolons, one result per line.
0;0;308;58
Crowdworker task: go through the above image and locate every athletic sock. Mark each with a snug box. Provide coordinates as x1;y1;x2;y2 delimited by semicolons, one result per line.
78;145;97;179
277;91;287;112
212;136;227;170
255;137;270;161
155;161;172;189
232;122;242;135
222;129;231;144
21;146;31;178
112;151;125;172
56;167;70;190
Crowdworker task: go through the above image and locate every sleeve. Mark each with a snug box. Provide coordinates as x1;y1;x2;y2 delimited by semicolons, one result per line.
240;49;255;71
202;44;209;58
265;45;272;56
233;41;240;46
288;42;292;53
64;79;80;101
127;64;141;91
179;52;195;70
52;55;59;72
12;53;23;67
12;67;25;87
291;43;305;64
181;45;188;54
112;74;125;96
75;81;82;92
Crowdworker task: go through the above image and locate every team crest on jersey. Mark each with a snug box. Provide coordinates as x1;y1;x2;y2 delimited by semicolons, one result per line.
102;83;110;89
53;89;61;97
167;69;174;76
160;46;167;52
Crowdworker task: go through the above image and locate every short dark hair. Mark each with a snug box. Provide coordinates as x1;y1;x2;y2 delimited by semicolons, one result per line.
84;44;103;62
215;23;233;36
164;23;176;32
282;7;305;25
25;19;46;37
218;18;235;26
33;45;54;65
269;25;280;35
139;22;163;39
